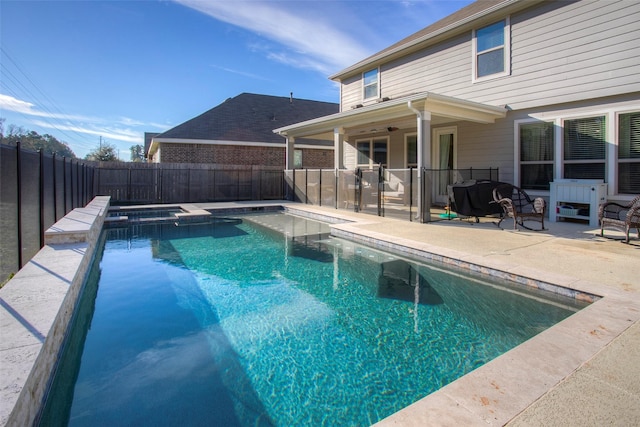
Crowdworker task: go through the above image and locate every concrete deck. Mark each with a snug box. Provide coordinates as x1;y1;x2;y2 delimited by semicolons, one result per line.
1;199;638;426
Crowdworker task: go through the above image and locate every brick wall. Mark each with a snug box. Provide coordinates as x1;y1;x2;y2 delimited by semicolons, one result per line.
158;143;334;168
303;149;334;168
159;143;284;166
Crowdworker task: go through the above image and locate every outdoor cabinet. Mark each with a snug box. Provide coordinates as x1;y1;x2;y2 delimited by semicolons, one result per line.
549;179;607;226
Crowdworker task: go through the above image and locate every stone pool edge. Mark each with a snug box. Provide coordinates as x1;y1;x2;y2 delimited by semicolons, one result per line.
0;196;110;427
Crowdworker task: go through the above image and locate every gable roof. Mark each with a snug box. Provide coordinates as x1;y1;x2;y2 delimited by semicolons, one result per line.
330;0;542;80
154;93;339;145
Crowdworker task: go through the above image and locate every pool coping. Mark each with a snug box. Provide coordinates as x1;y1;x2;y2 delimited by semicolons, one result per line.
1;200;637;426
0;196;110;426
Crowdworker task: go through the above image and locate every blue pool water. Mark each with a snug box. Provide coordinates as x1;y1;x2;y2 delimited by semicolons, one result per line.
40;212;588;426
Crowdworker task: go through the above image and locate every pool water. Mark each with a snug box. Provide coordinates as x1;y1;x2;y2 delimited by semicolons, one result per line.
40;212;588;426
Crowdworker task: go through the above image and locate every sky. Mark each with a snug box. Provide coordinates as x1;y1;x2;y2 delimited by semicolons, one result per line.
0;0;473;160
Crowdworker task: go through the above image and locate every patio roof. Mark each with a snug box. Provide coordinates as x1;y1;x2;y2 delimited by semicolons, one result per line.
273;92;507;141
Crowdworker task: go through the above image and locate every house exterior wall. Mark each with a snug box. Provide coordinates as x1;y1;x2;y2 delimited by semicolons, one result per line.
340;0;640;112
155;143;333;168
342;92;639;197
336;0;639;198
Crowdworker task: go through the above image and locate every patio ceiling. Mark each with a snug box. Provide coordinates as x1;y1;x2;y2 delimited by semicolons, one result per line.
273;92;507;141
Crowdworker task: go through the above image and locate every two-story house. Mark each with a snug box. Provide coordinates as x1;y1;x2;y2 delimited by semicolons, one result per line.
275;0;640;220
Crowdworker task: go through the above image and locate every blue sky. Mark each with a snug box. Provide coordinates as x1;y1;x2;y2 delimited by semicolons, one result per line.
0;0;473;159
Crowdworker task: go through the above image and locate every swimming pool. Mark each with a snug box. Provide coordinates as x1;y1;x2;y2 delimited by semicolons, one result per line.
39;212;589;426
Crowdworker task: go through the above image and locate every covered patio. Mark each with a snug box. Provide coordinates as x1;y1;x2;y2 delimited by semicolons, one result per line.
274;92;507;222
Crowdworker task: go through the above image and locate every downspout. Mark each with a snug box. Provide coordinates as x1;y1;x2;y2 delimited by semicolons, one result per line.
408;100;423;221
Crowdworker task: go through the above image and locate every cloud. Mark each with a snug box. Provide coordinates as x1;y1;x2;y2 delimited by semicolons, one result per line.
174;0;371;74
210;64;272;82
31;120;141;144
2;93;168;144
0;93;94;122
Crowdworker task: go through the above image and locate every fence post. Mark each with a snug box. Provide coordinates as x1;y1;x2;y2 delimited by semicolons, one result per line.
53;154;58;221
16;142;23;269
409;167;413;222
63;157;67;214
39;150;45;248
319;168;322;206
334;169;338;209
71;159;76;209
127;166;132;202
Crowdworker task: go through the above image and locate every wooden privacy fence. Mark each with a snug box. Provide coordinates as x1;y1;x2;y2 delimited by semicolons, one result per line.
94;162;285;204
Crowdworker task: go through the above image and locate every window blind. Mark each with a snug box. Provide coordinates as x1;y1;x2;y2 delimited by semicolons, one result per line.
564;116;605;160
619;112;640;159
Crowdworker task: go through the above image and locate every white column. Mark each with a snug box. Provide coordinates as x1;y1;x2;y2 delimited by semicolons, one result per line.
285;136;295;169
419;111;432;169
334;127;344;170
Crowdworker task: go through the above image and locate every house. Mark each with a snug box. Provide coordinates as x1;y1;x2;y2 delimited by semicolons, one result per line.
147;93;338;168
274;0;640;219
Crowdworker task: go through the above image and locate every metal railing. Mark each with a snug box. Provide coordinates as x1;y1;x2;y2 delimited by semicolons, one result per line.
284;167;500;222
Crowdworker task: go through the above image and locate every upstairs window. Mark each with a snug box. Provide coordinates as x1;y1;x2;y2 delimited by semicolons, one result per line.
474;19;510;80
363;68;379;100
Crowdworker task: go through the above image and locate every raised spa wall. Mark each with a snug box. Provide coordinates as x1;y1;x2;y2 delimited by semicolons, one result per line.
0;196;110;427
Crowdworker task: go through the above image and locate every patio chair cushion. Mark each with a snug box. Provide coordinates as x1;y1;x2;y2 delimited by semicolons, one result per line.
599;195;640;243
492;184;546;231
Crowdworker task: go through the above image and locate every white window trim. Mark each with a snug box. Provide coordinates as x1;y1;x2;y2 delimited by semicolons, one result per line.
513;118;555;193
615;109;640;195
362;67;380;102
515;102;640;197
356;136;389;168
472;16;511;83
404;132;417;168
560;114;608;185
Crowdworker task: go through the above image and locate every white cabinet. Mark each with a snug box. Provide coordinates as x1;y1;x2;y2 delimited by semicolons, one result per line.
549;179;607;226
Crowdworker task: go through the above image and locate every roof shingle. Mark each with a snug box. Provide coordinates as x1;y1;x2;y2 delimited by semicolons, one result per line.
156;93;339;145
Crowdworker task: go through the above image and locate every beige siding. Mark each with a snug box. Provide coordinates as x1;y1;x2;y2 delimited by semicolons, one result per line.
340;0;640;111
455;118;515;184
341;75;363;109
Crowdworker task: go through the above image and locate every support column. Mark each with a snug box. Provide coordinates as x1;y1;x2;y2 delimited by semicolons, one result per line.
285;136;295;170
419;111;432;222
409;100;432;223
334;127;345;170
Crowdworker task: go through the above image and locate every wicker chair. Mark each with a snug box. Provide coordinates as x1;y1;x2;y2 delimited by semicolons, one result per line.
598;195;640;243
492;183;546;231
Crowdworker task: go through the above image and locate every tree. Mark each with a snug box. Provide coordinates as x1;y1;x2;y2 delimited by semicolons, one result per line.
0;118;77;158
85;142;119;161
130;144;145;162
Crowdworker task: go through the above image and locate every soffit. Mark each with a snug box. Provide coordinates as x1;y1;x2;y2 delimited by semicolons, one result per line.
273;92;507;141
